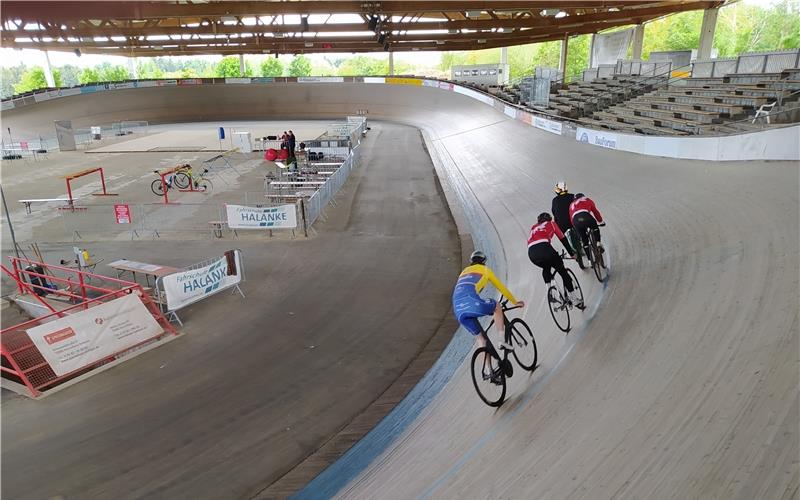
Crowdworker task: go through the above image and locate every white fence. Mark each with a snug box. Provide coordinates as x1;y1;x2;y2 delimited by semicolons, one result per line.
615;60;674;76
691;49;800;77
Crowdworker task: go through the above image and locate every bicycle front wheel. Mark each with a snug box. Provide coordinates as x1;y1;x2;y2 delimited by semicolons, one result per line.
568;269;584;306
508;318;537;371
196;179;213;193
548;285;570;332
173;172;191;189
588;233;607;282
471;347;506;407
151;179;166;196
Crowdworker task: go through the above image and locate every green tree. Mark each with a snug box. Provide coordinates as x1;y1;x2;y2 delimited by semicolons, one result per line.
214;56;253;77
137;59;164;79
1;63;27;97
100;65;130;82
338;55;388;76
13;66;61;93
57;64;81;87
79;67;102;84
260;57;284;76
287;55;312;76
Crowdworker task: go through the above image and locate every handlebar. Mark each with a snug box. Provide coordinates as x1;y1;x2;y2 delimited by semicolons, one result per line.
500;298;523;311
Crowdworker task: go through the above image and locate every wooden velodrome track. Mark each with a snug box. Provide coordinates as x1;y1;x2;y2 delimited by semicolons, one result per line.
4;83;798;499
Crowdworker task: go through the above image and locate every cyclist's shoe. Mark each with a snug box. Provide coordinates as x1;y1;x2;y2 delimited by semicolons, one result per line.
569;290;585;309
496;341;514;352
482;367;504;385
597;243;605;254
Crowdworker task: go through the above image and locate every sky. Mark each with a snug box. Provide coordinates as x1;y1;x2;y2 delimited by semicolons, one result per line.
0;0;782;69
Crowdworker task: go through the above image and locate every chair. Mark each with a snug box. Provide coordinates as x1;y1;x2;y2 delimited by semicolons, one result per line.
752;102;776;124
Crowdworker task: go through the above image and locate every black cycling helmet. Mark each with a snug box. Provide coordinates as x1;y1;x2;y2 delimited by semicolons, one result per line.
574;192;585;199
470;250;487;265
537;212;552;223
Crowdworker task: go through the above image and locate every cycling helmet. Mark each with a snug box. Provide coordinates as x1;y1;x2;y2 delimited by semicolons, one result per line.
537;212;552;223
469;250;487;265
554;181;568;194
574;192;585;199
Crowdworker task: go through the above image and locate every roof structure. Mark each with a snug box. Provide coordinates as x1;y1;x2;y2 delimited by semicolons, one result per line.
1;1;726;56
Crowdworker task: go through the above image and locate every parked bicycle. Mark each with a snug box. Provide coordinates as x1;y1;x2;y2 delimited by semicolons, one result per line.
547;252;585;333
470;299;538;407
151;167;212;196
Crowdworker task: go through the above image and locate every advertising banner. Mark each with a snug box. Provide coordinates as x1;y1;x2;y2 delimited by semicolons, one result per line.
225;204;297;229
1;100;15;111
503;105;517;119
178;79;203;86
533;116;563;135
109;82;136;90
385;77;422;86
26;294;164;377
161;253;243;311
363;77;385;84
114;204;132;224
576;127;619;149
251;77;275;84
225;77;251;84
298;76;344;83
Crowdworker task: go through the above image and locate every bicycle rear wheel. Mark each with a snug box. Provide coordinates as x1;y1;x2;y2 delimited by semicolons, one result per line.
588;232;606;282
569;229;587;270
508;318;537;371
547;285;570;332
196;179;213;193
471;347;506;407
151;179;166;196
173;172;191;189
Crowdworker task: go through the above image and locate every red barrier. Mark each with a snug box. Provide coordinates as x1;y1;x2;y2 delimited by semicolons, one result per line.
64;167;117;208
1;258;178;397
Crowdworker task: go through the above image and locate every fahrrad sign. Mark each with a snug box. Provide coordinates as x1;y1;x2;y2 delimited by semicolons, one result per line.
114;204;132;224
161;252;243;311
26;294;163;377
225;204;297;229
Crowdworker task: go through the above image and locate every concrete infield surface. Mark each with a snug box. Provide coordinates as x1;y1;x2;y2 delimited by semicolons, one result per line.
3;83;799;500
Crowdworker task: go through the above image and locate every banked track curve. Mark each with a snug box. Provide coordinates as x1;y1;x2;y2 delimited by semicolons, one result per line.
5;83;798;499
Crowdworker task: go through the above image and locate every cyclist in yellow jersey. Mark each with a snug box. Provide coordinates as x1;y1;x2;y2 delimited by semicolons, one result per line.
453;251;524;364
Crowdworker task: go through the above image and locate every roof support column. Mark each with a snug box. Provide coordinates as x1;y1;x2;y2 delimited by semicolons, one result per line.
389;51;394;75
559;34;569;74
128;57;138;79
588;33;596;68
239;54;245;76
43;50;55;87
500;46;508;65
632;24;645;60
697;7;719;60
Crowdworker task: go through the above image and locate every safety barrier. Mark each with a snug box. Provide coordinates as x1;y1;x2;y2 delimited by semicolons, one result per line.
615;60;673;77
1;257;177;397
303;144;361;229
691;49;800;77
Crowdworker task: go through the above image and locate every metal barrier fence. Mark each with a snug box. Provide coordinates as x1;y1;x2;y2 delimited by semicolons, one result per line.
615;60;673;77
691;49;800;77
303;144;361;229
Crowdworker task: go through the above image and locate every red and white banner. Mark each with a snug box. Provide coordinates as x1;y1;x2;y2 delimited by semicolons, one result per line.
25;294;163;377
114;204;132;224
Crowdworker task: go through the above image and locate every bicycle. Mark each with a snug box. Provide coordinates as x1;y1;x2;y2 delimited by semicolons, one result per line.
546;251;584;333
150;168;212;196
582;226;608;283
470;299;538;407
566;227;587;270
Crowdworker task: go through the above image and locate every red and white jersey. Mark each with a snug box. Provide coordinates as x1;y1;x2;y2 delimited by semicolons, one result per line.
527;220;565;247
569;197;604;223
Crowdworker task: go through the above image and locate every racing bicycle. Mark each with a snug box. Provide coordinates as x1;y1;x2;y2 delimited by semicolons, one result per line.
547;252;584;333
470;299;538;407
566;227;587;270
582;226;608;283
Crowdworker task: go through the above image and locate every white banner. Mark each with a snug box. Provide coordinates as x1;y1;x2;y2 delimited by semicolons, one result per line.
363;77;385;84
161;253;243;311
592;28;633;67
533;116;563;135
503;105;517;118
576;127;619;149
298;76;344;83
225;204;297;229
26;294;163;377
1;100;15;111
225;77;251;84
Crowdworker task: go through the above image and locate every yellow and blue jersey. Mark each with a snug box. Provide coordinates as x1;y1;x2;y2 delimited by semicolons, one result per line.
452;264;519;335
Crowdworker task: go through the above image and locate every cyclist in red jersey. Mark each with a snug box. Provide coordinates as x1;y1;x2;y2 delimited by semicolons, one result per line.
569;193;605;255
527;212;583;308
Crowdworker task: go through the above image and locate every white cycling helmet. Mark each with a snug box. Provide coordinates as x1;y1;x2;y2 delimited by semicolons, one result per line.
554;181;568;194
